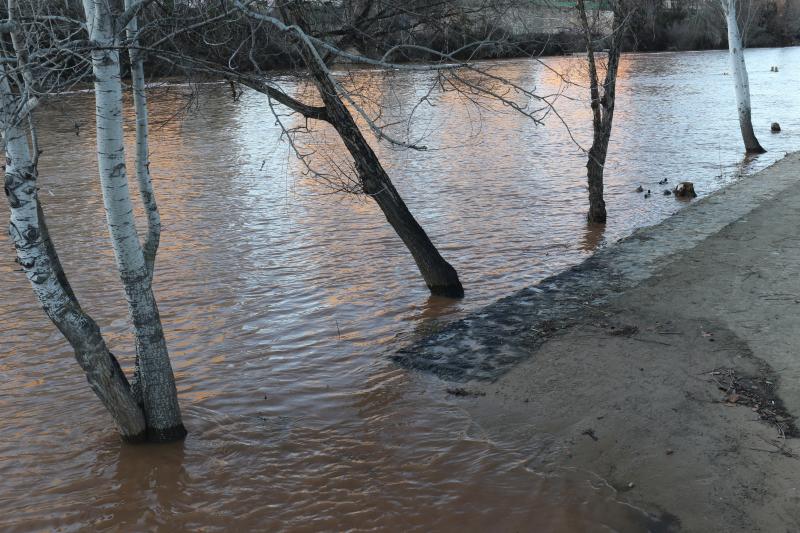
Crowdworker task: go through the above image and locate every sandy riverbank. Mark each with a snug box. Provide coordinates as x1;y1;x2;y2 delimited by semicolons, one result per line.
398;151;800;531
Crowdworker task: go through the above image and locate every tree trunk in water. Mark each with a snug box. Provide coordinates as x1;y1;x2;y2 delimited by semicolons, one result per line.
290;28;464;297
82;0;186;441
578;0;624;224
586;146;607;224
331;116;463;297
123;0;162;410
723;0;766;154
0;72;147;441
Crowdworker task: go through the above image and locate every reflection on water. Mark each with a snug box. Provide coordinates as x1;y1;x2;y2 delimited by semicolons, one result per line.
1;47;799;530
580;223;607;252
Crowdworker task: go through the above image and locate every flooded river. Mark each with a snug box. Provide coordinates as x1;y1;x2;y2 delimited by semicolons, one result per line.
1;47;799;531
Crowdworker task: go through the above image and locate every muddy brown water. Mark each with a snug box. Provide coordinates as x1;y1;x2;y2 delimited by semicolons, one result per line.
2;48;799;531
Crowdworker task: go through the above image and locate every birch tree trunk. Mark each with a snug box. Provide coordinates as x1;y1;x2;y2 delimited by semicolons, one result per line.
0;68;147;441
82;0;186;441
722;0;766;154
123;0;162;408
123;0;160;278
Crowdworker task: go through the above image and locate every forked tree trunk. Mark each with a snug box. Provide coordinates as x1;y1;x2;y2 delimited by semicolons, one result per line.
123;0;160;278
722;0;766;154
0;70;147;441
286;21;463;297
578;0;625;224
82;0;186;441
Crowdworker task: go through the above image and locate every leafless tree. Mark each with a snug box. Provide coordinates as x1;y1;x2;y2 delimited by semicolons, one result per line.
133;0;566;297
575;0;630;223
1;0;186;442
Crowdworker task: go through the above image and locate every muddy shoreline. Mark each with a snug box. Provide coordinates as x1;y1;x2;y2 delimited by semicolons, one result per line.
395;152;800;382
397;151;800;531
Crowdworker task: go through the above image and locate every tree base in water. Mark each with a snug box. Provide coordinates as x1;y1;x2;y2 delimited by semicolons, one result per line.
121;425;188;444
429;283;465;298
121;424;187;444
149;424;188;443
121;430;149;444
587;209;607;225
746;145;767;154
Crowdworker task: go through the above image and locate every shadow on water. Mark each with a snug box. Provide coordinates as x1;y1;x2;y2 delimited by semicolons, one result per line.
105;441;190;529
737;151;766;175
114;441;189;496
580;222;607;252
411;294;464;337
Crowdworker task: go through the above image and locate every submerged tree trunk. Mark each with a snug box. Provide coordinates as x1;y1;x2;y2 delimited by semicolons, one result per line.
0;68;147;441
82;0;186;441
577;0;625;224
722;0;766;154
277;8;464;297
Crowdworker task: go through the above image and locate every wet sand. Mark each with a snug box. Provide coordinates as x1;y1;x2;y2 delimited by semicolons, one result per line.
403;152;800;531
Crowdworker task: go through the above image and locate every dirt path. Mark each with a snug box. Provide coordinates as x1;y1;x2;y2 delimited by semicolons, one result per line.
399;152;800;531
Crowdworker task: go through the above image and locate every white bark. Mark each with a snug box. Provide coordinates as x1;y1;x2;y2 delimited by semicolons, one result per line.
122;0;163;407
0;67;147;440
722;0;765;153
82;0;185;440
123;0;160;279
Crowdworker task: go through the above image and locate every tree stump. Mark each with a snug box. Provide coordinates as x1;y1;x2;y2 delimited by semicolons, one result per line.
674;182;697;198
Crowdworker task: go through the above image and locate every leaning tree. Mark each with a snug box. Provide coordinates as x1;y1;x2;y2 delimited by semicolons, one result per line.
246;0;467;297
146;0;466;297
140;0;562;297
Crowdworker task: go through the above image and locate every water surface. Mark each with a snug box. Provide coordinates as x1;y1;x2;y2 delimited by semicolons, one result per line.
1;47;799;531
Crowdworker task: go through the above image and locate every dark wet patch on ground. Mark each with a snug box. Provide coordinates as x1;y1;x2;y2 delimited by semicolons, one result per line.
393;254;625;382
708;367;799;438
